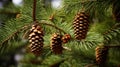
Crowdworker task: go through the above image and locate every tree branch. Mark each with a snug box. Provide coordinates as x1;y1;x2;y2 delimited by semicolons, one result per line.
0;11;20;15
40;21;67;34
0;24;30;48
105;46;120;48
33;0;37;22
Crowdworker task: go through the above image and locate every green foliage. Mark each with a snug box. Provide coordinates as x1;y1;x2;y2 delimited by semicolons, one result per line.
0;0;120;67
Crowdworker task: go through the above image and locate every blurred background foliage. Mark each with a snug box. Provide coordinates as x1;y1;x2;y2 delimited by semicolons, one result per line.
0;0;120;67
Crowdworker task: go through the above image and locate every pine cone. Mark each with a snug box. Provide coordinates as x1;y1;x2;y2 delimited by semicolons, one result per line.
28;23;44;56
50;33;63;54
73;11;89;40
95;46;108;65
62;34;71;43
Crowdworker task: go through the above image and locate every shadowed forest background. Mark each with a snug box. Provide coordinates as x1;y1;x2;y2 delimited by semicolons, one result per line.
0;0;120;67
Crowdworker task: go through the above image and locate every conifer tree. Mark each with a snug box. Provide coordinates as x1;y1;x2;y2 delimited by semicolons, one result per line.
0;0;120;67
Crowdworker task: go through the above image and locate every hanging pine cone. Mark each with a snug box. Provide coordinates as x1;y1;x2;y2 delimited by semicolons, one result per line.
50;33;63;54
62;34;71;43
95;46;108;65
28;23;44;56
73;11;89;40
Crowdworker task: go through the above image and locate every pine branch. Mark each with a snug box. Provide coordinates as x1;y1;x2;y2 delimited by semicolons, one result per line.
103;23;120;35
50;58;67;67
0;24;30;49
1;30;18;45
103;23;120;43
40;21;67;34
0;11;20;15
63;0;111;22
105;46;120;48
0;20;67;52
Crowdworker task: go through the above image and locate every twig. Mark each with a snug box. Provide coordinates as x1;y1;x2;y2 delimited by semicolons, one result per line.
39;21;67;34
105;46;120;48
0;11;20;15
33;0;37;22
